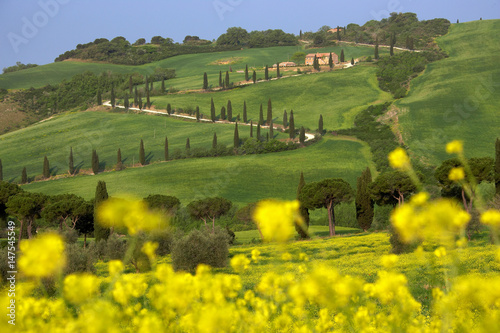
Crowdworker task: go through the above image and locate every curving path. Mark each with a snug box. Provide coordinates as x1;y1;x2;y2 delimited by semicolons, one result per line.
103;101;315;142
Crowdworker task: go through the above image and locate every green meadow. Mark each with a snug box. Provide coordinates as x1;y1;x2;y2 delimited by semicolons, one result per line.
21;135;374;207
0;110;288;182
0;44;387;90
396;20;500;165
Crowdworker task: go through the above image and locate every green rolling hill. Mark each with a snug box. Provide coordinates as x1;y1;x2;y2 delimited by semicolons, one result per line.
396;20;500;165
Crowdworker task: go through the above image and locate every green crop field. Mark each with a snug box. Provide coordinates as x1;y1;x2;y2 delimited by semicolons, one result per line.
150;64;392;132
396;20;500;166
0;110;290;182
0;44;387;90
21;135;374;207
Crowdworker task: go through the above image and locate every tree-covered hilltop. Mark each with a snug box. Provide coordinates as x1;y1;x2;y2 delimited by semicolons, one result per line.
302;12;450;50
54;29;299;65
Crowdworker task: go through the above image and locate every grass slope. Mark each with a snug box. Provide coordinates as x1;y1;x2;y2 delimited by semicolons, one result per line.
21;136;374;207
396;20;500;165
151;64;392;132
0;45;388;90
0;110;289;182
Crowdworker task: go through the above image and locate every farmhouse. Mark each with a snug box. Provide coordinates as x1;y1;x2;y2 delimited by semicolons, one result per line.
328;27;343;33
305;52;339;66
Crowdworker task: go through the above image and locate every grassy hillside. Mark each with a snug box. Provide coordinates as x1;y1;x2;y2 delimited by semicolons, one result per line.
396;20;500;165
21;136;374;207
150;65;392;132
0;110;291;182
0;45;387;90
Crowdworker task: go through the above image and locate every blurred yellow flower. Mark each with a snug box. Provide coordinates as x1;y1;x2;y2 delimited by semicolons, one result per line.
141;241;158;261
411;192;429;206
64;274;100;305
281;252;293;261
251;249;261;262
230;254;250;273
480;209;500;228
448;167;465;181
388;147;410;170
19;233;65;278
434;246;447;258
97;196;168;235
446;140;463;154
253;200;302;243
108;260;124;277
380;254;398;268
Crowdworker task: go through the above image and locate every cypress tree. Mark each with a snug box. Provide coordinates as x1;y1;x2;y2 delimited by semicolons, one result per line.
219;71;222;87
250;121;253;137
167;103;172;115
150;79;153;92
340;49;345;63
351;57;354;65
21;167;27;184
97;90;102;105
92;150;99;174
269;120;274;139
390;38;394;56
138;93;143;110
337;25;341;41
186;138;190;151
129;75;133;95
300;30;302;38
289;110;295;139
313;55;319;71
267;98;272;125
94;180;110;242
259;104;264;125
245;65;249;81
69;147;74;175
234;123;240;148
227;100;232;122
124;94;129;109
145;76;149;91
210;98;216;122
299;127;306;144
252;70;256;83
356;167;374;231
134;86;138;106
116;148;123;171
296;171;309;238
225;71;230;89
146;86;151;108
257;124;261;141
283;110;288;129
0;159;2;181
139;139;146;165
212;132;217;149
329;52;334;69
221;106;226;120
164;136;169;161
203;72;208;90
265;65;269;80
42;156;50;179
110;86;115;107
496;138;500;195
243;101;247;123
318;114;324;134
196;106;200;121
266;133;269;142
276;63;280;79
374;37;379;60
161;77;165;93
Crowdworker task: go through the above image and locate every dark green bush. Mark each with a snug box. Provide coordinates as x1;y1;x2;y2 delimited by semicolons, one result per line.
148;229;174;256
64;243;97;275
171;227;229;273
59;228;79;244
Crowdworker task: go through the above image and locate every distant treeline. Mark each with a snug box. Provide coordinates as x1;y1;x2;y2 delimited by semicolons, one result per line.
2;62;38;74
303;12;450;50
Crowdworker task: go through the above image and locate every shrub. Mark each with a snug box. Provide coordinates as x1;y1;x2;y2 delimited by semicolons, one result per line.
105;234;127;260
148;229;174;256
171;227;229;273
64;243;97;275
59;228;79;244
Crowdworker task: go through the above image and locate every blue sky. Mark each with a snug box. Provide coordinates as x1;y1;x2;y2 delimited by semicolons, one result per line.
0;0;498;70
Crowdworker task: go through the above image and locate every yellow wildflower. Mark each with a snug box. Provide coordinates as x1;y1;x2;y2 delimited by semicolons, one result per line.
411;192;430;206
64;274;101;305
231;254;250;273
446;140;463;154
141;241;158;261
381;254;398;268
251;249;261;262
388;147;411;170
480;209;500;228
434;246;447;258
19;233;65;278
97;196;167;235
448;167;465;181
253;200;302;243
281;252;293;261
109;260;124;277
